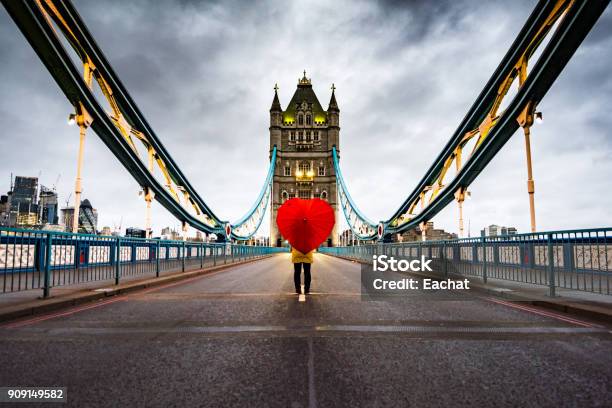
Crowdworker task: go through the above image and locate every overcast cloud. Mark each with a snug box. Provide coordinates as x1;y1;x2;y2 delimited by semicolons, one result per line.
0;0;610;237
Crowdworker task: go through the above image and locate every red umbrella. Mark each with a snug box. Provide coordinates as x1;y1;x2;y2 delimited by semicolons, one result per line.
276;198;335;254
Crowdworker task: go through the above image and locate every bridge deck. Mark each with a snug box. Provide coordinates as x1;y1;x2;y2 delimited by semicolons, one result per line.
1;253;611;407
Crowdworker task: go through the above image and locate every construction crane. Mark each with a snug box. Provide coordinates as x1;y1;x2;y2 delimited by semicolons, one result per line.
113;217;123;236
52;174;61;192
64;192;72;209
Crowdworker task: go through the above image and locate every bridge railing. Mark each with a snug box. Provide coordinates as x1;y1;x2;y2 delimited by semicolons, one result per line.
0;227;286;297
319;227;612;297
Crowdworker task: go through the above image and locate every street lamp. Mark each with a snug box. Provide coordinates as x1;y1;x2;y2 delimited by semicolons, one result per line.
535;111;543;124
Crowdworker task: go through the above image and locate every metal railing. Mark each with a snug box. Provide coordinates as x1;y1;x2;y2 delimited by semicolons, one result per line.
320;228;612;297
0;227;286;297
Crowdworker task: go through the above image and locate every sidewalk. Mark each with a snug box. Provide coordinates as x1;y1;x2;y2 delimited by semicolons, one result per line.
331;255;612;324
0;255;273;323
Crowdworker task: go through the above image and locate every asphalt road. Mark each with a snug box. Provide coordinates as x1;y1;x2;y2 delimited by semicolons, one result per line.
1;253;611;407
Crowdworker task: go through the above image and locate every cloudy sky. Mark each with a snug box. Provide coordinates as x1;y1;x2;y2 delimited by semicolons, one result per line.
0;0;610;238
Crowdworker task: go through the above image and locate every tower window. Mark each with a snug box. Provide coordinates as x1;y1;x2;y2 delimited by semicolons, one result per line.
320;190;328;200
299;162;311;173
306;114;312;125
314;131;320;142
289;131;295;142
299;131;303;140
298;114;304;125
299;190;311;199
306;132;312;142
318;166;325;176
284;166;291;176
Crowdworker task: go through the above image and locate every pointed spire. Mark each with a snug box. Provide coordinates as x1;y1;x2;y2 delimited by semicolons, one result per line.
298;70;311;86
328;83;339;112
270;83;281;112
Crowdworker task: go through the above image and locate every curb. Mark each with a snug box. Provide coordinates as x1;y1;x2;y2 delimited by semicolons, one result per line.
326;254;612;324
0;255;276;324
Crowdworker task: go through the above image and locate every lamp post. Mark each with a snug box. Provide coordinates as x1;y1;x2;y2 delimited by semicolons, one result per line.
517;102;541;233
68;104;92;234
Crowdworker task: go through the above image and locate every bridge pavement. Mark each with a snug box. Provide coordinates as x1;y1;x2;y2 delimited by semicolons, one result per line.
1;253;611;407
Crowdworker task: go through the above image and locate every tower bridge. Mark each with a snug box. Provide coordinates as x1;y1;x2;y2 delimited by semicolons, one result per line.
0;0;608;247
269;72;340;247
1;1;611;406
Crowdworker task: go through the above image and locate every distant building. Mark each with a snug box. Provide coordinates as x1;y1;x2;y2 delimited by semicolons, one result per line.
100;226;113;236
10;176;39;227
161;227;181;241
125;227;146;238
481;224;518;237
340;229;357;246
16;212;38;226
62;198;98;234
397;222;458;242
0;194;10;226
39;185;59;225
244;235;269;246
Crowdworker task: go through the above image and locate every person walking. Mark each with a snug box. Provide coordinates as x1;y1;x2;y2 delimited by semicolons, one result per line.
291;247;313;295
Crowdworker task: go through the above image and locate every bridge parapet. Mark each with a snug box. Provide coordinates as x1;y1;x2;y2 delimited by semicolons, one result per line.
319;227;612;297
0;226;287;298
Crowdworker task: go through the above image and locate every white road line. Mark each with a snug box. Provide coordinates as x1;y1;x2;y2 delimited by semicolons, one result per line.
17;325;605;335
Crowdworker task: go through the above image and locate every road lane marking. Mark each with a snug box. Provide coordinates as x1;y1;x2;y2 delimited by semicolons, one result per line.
483;297;601;328
2;297;127;329
7;325;608;336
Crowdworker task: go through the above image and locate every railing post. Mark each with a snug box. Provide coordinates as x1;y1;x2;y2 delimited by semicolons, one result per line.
200;243;204;269
481;237;488;284
442;241;448;277
43;232;53;298
182;241;186;272
156;240;160;278
547;233;556;297
115;237;121;285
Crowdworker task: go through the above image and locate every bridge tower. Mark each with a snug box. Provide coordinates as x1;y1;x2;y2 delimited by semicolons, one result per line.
269;72;339;247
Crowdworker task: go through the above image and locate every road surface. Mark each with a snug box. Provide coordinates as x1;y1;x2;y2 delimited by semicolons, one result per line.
1;253;611;407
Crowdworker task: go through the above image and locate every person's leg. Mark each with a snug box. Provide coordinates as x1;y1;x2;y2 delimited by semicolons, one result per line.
304;263;311;294
293;263;302;294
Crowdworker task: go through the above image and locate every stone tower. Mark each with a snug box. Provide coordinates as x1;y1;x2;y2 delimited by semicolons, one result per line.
269;72;339;247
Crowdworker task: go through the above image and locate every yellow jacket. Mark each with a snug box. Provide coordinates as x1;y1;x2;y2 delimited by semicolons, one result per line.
291;248;314;264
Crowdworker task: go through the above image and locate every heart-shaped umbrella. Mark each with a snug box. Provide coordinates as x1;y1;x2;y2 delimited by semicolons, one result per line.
276;198;335;253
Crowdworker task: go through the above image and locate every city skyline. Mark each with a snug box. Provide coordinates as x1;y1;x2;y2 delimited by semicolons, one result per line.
1;0;611;238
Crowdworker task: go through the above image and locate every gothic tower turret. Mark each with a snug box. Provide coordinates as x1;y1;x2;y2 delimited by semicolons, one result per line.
327;84;340;151
269;84;282;150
